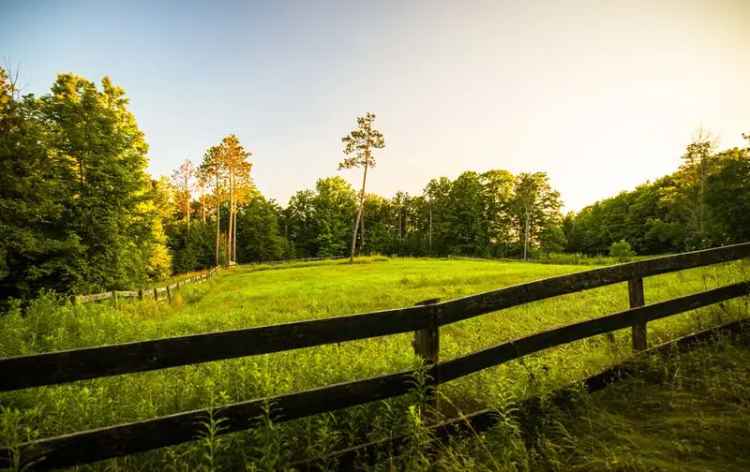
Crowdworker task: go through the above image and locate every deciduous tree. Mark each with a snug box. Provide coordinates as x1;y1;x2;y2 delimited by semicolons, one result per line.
511;172;562;260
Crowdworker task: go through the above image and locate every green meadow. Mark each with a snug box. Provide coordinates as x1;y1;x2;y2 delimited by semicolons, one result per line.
1;256;749;471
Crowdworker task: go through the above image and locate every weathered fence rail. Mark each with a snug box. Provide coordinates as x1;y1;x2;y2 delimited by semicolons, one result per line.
1;243;749;470
73;267;220;305
294;317;750;471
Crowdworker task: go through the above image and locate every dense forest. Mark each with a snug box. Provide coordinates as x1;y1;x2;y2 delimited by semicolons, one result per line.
2;69;749;300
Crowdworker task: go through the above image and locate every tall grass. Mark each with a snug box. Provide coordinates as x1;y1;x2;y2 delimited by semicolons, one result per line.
0;257;748;470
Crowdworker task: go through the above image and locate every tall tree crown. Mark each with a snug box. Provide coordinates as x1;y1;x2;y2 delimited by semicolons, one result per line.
339;112;385;170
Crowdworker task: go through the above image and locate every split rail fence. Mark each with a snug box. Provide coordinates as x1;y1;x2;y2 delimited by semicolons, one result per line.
1;243;749;470
73;267;220;305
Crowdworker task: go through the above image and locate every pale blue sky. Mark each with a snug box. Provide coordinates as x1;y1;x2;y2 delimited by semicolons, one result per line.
3;0;749;210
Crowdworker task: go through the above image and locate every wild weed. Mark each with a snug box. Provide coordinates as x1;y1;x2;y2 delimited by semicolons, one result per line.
245;401;287;472
195;388;230;472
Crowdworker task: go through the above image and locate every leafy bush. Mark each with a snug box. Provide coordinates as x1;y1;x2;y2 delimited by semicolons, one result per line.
609;240;636;262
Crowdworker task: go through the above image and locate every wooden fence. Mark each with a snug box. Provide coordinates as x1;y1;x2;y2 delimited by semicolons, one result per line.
73;256;349;306
73;267;220;305
1;243;749;470
298;315;750;470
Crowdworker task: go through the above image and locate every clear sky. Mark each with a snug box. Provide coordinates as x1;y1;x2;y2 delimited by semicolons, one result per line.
3;0;749;210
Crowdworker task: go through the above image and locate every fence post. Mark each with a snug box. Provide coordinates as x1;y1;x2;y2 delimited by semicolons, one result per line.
629;277;647;351
112;291;118;308
153;288;158;300
138;289;143;301
166;285;172;302
412;298;441;416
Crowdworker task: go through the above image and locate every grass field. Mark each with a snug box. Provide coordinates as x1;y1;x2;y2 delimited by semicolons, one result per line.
1;256;749;471
552;333;750;472
420;329;750;472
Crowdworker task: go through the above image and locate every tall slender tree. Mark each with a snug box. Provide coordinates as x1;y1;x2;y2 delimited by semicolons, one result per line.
198;136;252;266
200;145;224;266
339;113;385;262
220;135;252;263
196;172;209;223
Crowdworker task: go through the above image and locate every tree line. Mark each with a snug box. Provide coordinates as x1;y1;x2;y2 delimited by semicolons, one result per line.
2;69;749;301
163;112;565;271
563;132;750;255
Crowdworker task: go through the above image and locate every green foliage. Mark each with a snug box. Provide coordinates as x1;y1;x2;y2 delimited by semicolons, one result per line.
445;171;489;256
283;177;357;258
705;154;750;244
0;68;168;299
535;251;647;266
566;132;750;256
511;172;563;259
168;221;216;273
609;239;636;261
338;112;385;171
0;69;85;300
539;224;567;254
147;217;172;281
236;195;285;262
280;169;565;260
42;73;157;291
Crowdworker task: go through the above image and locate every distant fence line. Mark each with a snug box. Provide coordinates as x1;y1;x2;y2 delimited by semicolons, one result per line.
72;256;349;305
73;267;221;305
2;243;749;469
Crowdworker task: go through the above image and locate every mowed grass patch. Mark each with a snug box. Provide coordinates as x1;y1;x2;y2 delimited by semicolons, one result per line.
0;256;748;470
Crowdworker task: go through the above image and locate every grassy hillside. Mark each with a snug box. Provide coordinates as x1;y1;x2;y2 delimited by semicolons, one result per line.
1;256;748;470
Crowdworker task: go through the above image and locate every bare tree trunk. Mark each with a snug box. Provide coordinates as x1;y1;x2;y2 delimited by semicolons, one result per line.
215;175;220;266
233;176;235;263
428;203;432;254
349;157;369;263
232;180;238;262
227;172;233;264
523;207;530;261
398;207;403;241
184;172;191;234
403;207;407;244
201;193;206;223
349;208;362;263
361;205;366;254
698;161;706;247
